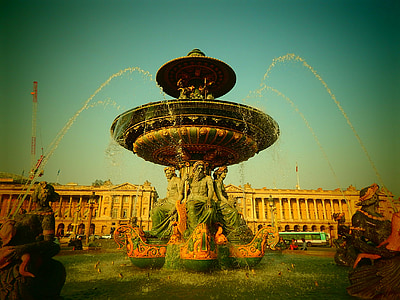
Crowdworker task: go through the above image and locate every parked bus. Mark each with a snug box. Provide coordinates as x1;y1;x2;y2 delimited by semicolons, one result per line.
278;231;330;247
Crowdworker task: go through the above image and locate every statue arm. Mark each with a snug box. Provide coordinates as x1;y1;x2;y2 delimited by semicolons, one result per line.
206;176;215;205
214;180;228;203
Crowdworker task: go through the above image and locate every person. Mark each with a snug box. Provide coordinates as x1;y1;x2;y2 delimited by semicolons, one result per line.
289;238;298;250
149;167;183;239
300;238;307;250
213;166;252;242
185;161;216;236
347;183;400;299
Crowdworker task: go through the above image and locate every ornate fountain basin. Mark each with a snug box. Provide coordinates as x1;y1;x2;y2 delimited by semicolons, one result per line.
110;99;279;168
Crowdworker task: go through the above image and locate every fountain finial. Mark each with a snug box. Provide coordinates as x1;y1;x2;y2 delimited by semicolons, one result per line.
187;49;206;57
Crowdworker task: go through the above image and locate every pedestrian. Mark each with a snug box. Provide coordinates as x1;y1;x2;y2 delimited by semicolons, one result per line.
300;238;307;250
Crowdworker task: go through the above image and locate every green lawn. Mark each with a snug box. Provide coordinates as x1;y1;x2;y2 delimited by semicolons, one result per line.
56;245;356;300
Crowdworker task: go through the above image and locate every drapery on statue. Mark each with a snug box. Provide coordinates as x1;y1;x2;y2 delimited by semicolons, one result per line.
347;183;400;299
213;166;252;243
149;167;183;239
0;182;66;300
185;161;216;236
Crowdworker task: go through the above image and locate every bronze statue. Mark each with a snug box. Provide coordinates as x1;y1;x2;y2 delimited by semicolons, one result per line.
347;184;400;299
0;182;66;299
213;166;252;242
149;167;183;239
185;161;216;236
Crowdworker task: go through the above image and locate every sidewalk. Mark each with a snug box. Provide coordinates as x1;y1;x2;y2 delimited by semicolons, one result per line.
282;247;336;257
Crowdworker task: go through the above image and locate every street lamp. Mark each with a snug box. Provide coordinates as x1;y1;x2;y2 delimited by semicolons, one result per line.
86;192;99;245
268;195;275;227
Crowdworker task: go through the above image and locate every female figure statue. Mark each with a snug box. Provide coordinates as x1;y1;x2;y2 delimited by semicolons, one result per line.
213;166;252;242
149;167;183;239
185;161;216;236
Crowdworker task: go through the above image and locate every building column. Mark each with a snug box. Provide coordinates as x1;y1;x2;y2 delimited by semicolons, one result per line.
261;198;266;221
322;199;327;220
110;196;114;217
252;196;257;221
339;199;343;213
97;196;103;218
288;199;293;220
305;199;310;220
68;196;73;218
128;195;133;219
313;199;318;220
119;194;124;218
279;198;284;220
57;196;63;218
296;199;301;220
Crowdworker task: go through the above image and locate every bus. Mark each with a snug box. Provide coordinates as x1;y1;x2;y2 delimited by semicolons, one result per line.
278;232;330;247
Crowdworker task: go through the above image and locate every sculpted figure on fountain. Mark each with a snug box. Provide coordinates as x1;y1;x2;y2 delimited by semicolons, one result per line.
0;182;66;300
149;167;183;239
347;183;400;299
213;166;252;243
185;161;217;237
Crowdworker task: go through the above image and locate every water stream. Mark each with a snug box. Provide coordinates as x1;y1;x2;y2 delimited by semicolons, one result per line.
11;67;158;217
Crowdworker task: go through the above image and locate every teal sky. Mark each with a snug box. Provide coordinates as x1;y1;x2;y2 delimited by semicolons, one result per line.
1;0;399;198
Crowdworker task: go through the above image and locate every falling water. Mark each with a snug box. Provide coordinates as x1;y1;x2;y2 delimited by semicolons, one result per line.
11;67;159;217
259;54;386;191
259;85;347;201
41;67;155;170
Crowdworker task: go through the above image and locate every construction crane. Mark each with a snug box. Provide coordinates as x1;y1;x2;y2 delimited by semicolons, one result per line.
30;81;38;174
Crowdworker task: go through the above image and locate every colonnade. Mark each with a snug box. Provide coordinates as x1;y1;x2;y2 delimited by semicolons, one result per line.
250;197;352;224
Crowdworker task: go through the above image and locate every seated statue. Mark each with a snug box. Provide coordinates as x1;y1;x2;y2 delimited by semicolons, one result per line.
0;182;66;300
185;161;216;237
347;183;400;299
149;167;183;239
213;166;252;243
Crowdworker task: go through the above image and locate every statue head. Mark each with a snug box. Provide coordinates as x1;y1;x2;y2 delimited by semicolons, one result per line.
32;181;59;211
191;161;205;180
356;183;380;207
213;166;228;180
164;166;176;179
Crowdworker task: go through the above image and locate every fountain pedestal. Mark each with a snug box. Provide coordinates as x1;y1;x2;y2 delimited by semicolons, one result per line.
111;50;280;270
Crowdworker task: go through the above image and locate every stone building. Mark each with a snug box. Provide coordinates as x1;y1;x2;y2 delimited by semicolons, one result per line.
225;183;399;242
0;180;158;237
0;178;398;241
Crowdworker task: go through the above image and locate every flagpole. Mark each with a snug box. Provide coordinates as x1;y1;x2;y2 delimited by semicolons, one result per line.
296;162;300;190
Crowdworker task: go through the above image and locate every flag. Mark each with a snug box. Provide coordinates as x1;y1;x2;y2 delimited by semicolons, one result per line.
296;163;298;173
57;169;60;176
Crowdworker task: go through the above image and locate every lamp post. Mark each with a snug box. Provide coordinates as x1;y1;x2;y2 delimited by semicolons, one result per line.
86;192;99;245
268;195;275;227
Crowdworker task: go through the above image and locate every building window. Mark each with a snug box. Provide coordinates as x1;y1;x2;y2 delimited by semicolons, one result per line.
113;196;120;204
123;196;129;204
122;209;128;218
112;208;118;218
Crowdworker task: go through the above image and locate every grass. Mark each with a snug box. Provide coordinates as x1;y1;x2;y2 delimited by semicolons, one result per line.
56;242;356;300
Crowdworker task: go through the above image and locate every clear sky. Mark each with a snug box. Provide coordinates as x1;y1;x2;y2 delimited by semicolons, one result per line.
1;0;399;198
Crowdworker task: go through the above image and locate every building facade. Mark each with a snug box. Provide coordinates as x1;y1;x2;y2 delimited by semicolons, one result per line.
0;180;158;237
1;180;398;242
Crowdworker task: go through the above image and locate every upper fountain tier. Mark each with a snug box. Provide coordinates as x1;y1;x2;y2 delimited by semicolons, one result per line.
156;49;236;100
110;50;279;169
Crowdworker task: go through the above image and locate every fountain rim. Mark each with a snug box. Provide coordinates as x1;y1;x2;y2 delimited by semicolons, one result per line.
111;98;270;123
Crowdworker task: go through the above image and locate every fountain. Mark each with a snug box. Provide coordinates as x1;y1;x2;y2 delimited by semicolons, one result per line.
111;49;280;271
